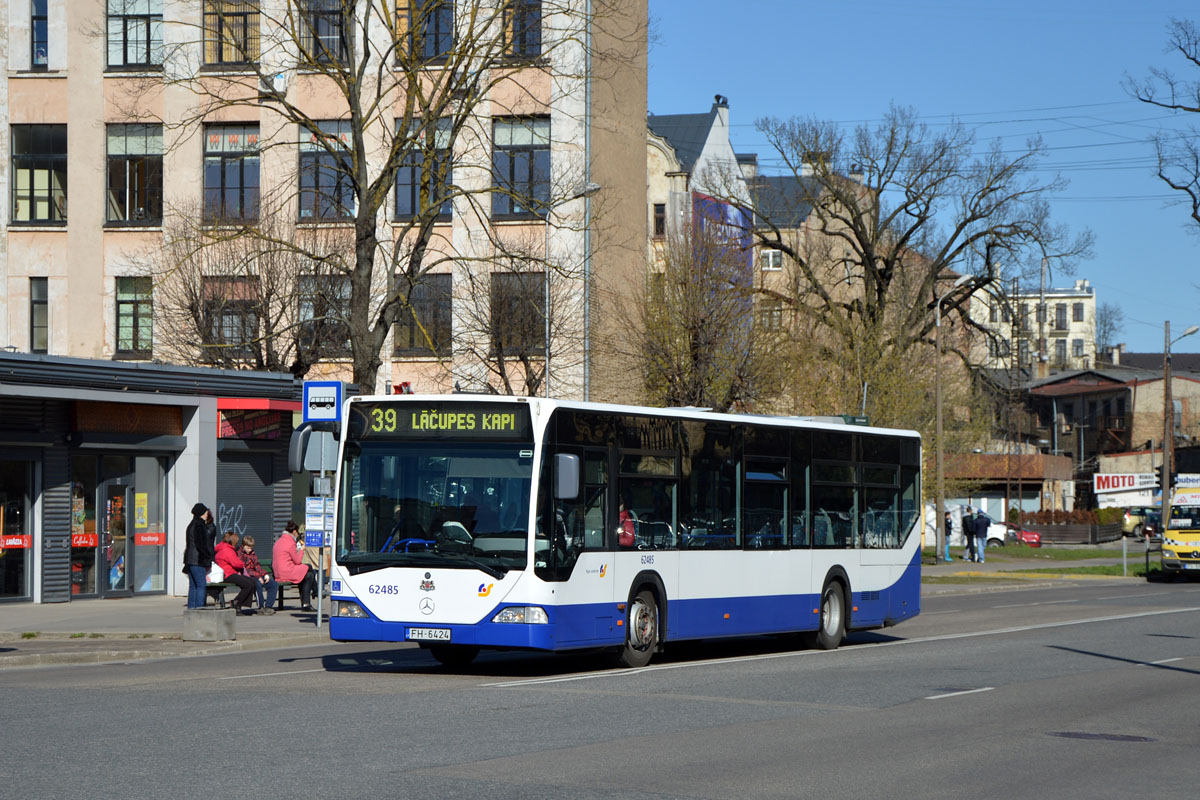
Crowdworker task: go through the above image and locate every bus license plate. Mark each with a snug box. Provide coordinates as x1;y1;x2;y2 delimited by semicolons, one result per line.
408;628;451;641
1184;563;1200;570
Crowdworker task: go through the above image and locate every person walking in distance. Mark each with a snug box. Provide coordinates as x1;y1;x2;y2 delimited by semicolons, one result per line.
973;507;992;563
962;505;976;562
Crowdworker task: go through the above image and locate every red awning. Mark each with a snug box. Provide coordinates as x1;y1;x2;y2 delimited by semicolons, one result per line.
217;398;301;412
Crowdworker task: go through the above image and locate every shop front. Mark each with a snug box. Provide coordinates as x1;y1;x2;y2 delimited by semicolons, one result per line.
0;353;302;603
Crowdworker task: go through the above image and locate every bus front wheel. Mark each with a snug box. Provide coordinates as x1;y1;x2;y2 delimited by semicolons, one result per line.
429;644;479;668
807;581;846;651
618;590;659;668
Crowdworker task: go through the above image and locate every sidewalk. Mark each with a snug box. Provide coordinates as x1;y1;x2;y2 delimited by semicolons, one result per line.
1;549;1153;669
0;595;331;670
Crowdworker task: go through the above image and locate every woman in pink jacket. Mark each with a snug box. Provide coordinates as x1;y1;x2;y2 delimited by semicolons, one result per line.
213;531;258;613
272;520;316;611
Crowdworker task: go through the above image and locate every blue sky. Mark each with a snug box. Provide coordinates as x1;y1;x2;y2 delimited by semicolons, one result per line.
648;0;1200;354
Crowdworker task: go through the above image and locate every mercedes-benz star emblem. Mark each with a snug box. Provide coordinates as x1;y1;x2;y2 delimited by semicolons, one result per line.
419;598;435;615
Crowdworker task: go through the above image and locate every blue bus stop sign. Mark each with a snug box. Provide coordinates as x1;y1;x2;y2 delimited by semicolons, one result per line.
303;381;343;424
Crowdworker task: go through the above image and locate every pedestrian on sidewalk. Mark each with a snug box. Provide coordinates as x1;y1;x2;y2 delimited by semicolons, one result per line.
962;505;977;562
943;510;954;561
973;507;992;563
183;502;214;609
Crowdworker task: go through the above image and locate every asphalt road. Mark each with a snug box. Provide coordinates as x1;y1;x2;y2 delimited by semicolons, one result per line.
2;581;1199;799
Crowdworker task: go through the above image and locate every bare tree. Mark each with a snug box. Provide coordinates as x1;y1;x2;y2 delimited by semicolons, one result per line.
106;1;636;389
741;105;1092;378
1093;300;1126;357
1126;18;1200;230
140;201;353;374
626;219;787;412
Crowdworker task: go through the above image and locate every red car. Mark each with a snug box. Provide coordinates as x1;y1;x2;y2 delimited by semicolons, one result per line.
1002;522;1041;548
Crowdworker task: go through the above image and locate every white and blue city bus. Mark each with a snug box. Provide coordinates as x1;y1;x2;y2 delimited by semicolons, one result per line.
325;395;923;667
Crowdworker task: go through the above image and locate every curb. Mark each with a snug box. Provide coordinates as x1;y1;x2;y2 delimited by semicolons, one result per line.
0;633;330;670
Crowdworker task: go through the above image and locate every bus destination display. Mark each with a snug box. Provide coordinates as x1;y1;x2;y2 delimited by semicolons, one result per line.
350;401;532;441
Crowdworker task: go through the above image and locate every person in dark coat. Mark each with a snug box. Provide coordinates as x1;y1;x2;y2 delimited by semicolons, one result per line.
961;505;977;562
183;502;215;609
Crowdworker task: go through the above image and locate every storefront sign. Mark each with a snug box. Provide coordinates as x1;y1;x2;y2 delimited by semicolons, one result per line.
1;535;31;548
1093;473;1157;493
1176;474;1200;489
134;532;166;546
71;533;98;548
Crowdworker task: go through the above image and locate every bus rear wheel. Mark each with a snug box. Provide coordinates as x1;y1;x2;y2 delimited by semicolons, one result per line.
429;644;479;668
806;581;846;651
618;590;658;668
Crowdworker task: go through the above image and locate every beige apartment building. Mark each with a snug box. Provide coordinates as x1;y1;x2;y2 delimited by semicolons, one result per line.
971;279;1097;374
1;1;647;402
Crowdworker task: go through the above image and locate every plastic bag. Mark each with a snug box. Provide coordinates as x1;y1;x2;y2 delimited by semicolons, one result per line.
207;564;224;583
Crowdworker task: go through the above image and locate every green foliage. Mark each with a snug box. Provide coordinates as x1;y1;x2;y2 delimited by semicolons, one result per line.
1095;507;1124;525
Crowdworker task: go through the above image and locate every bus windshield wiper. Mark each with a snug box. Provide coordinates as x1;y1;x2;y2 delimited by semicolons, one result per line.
354;552;507;580
437;555;507;580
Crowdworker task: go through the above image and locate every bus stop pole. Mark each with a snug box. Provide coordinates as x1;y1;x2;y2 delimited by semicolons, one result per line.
316;467;325;628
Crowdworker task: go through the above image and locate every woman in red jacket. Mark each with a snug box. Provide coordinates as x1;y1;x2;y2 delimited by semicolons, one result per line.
272;520;316;611
214;531;258;614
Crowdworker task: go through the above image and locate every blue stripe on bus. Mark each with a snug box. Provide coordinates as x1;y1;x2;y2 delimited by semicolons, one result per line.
330;549;923;650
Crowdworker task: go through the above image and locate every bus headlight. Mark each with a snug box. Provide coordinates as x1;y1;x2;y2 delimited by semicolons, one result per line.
492;606;549;624
335;601;368;618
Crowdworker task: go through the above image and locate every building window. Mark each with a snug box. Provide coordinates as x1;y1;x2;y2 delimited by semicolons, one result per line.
395;119;453;221
492;118;550;219
653;203;666;237
1073;301;1084;322
1072;338;1084;358
203;124;259;221
503;0;541;60
757;298;783;330
397;0;454;64
1001;302;1010;323
989;303;998;323
299;0;347;65
1055;338;1066;365
394;273;452;356
30;278;48;354
106;124;163;224
204;1;260;65
1019;303;1029;331
1036;302;1046;323
200;276;260;362
490;271;544;354
1018;339;1030;366
31;0;48;69
1055;303;1067;330
761;249;783;271
107;0;163;68
299;120;354;220
116;277;153;358
12;125;67;224
297;273;351;357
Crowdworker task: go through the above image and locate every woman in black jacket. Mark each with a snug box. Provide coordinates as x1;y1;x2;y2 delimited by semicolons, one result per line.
183;503;215;609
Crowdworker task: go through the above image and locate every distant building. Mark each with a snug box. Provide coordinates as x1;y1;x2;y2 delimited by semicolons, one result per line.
972;279;1097;373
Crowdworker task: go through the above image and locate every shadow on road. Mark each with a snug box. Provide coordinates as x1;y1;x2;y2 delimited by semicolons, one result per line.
294;628;909;678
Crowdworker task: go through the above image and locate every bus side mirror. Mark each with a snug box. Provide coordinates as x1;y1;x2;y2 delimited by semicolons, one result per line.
288;425;313;474
554;453;581;501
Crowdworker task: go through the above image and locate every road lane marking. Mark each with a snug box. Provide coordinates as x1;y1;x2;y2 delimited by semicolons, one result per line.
218;668;327;680
480;605;1200;688
1096;591;1172;600
1141;658;1184;666
992;599;1079;608
926;687;993;700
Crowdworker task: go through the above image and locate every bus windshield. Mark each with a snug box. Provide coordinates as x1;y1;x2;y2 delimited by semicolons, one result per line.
337;440;534;574
1168;505;1200;529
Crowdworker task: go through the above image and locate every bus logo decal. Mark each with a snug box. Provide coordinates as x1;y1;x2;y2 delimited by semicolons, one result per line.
477;583;493;597
600;564;607;577
420;572;435;592
419;598;435;615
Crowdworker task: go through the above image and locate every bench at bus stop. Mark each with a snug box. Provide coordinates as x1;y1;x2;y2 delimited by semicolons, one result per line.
205;580;303;610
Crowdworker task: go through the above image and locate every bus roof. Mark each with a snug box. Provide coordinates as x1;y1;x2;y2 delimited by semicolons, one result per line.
345;394;922;441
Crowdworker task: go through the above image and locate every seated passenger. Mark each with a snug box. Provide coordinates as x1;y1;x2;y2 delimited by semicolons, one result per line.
214;531;259;614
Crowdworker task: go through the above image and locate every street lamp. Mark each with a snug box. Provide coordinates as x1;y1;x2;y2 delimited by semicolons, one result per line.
1160;321;1199;533
936;273;971;564
544;181;602;398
